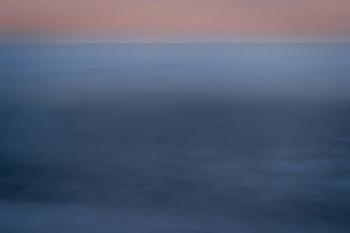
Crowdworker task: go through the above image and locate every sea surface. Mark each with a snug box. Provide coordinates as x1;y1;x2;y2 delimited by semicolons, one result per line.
0;44;350;232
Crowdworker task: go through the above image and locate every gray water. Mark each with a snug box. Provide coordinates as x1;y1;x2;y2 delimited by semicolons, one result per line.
1;44;350;232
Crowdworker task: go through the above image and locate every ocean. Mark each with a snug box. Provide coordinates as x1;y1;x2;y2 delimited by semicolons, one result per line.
1;44;350;232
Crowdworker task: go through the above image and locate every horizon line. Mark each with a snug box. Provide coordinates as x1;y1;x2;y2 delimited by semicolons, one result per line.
1;34;350;44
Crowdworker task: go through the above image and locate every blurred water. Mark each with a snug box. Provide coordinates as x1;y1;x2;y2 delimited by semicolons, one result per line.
1;44;350;233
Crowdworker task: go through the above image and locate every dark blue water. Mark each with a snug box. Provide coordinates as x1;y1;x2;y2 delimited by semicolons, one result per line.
1;44;350;233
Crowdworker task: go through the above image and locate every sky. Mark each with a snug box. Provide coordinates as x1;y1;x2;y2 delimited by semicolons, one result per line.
0;0;349;35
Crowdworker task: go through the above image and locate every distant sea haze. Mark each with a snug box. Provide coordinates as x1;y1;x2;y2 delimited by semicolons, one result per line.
1;34;350;44
1;44;350;233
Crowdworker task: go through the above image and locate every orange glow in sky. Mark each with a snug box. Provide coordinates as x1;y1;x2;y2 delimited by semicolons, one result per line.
0;0;349;35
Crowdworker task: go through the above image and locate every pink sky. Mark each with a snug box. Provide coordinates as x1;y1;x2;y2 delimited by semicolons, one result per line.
0;0;349;35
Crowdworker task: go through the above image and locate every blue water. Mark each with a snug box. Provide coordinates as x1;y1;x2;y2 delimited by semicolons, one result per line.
1;44;350;233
